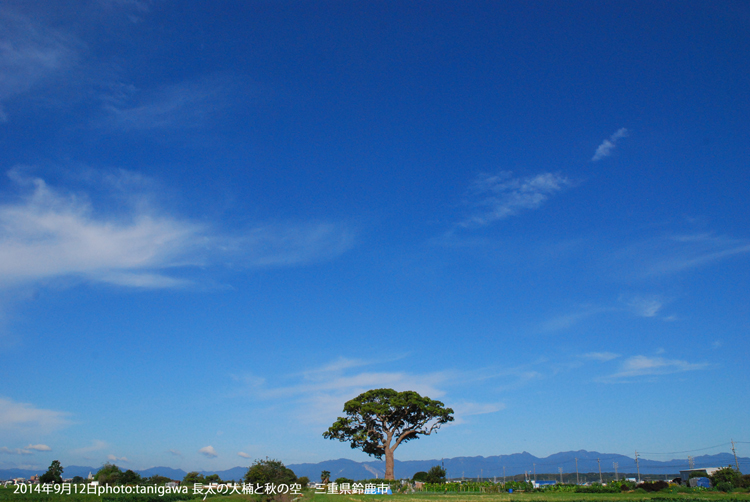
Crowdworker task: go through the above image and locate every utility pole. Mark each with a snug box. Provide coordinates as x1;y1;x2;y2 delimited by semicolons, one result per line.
635;451;641;483
597;458;603;484
575;458;579;485
688;456;694;469
614;462;619;481
503;466;506;486
732;439;740;471
533;463;536;482
559;467;563;484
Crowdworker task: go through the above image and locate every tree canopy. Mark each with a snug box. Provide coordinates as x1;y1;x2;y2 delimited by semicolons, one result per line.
94;463;123;485
40;460;63;484
323;388;454;480
244;458;297;485
425;465;447;483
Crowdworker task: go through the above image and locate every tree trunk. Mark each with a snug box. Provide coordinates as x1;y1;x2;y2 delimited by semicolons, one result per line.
384;447;395;480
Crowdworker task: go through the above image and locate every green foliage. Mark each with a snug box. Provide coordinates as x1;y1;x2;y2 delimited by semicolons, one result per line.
689;470;709;479
425;465;446;484
574;484;619;493
71;476;85;484
324;388;454;459
420;480;532;493
711;466;741;488
716;481;734;492
182;472;205;485
321;470;331;483
412;471;428;482
323;388;453;479
203;474;222;484
638;480;669;492
119;470;142;485
40;460;64;484
297;476;310;487
334;477;353;484
243;457;297;485
95;463;123;485
144;475;171;485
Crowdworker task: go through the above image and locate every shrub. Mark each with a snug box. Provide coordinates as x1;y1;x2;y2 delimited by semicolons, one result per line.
243;458;297;485
715;481;733;492
639;480;669;492
710;466;740;488
412;472;428;482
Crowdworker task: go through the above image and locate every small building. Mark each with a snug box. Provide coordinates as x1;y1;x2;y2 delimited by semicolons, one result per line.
678;468;721;485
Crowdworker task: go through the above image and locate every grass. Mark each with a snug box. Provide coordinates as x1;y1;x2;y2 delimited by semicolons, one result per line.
3;486;750;502
303;491;750;502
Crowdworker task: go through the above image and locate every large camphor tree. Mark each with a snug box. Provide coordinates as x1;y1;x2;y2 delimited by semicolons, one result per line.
323;388;454;480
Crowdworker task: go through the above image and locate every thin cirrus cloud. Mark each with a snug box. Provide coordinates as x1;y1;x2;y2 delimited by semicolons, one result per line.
460;171;571;228
199;446;218;458
237;452;251;459
71;440;108;455
611;233;750;279
101;76;230;131
234;358;517;429
0;8;79;122
580;352;620;362
620;294;664;318
0;397;71;434
599;355;708;382
591;128;628;161
0;169;354;290
0;446;33;455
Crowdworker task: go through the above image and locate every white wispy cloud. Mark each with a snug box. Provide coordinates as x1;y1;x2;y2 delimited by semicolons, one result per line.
461;171;571;227
621;294;664;318
0;171;201;289
199;446;218;458
0;446;33;455
25;444;51;451
72;440;108;455
451;401;505;417
107;454;129;462
592;128;628;161
0;9;79;121
580;352;620;362
102;77;227;131
168;449;182;456
612;232;750;278
539;306;609;332
234;358;538;430
0;169;354;290
0;397;72;434
601;355;708;382
237;452;251;459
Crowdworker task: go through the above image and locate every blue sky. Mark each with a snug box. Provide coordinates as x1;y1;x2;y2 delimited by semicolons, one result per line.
1;0;749;473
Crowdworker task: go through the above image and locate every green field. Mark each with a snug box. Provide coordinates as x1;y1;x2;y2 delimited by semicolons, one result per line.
304;492;750;502
3;486;750;502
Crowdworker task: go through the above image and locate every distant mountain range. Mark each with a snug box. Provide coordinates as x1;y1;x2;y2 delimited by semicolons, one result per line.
2;450;747;482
